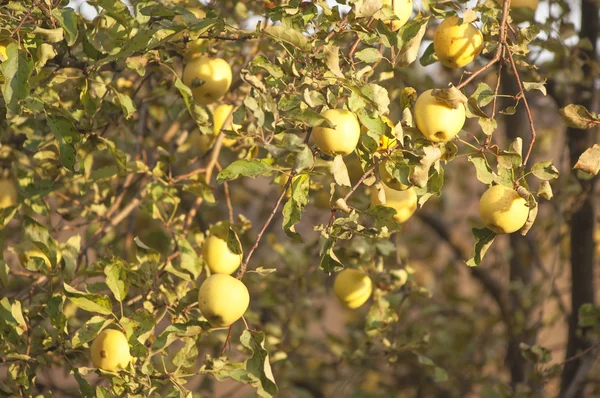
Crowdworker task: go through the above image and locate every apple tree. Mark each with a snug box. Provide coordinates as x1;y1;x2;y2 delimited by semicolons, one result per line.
0;0;599;397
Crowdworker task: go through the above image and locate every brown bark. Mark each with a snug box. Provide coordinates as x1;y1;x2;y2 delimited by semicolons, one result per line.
560;0;599;396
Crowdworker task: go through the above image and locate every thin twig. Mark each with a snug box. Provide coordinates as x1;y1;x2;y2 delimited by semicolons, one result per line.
236;170;297;278
505;48;536;169
348;17;375;59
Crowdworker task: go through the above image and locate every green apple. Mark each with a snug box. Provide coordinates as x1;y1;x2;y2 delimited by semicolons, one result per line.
333;268;373;309
434;16;484;68
183;56;232;104
198;274;250;326
312;109;361;156
479;185;529;234
90;329;131;372
414;89;466;142
202;235;242;275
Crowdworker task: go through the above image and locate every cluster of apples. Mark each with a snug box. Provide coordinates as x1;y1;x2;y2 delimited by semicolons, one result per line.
87;3;535;370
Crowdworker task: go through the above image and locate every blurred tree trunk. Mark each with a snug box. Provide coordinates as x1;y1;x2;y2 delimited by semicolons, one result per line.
559;0;599;396
501;72;537;389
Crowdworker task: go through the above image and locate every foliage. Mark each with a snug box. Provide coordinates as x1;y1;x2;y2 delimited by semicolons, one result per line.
0;0;598;397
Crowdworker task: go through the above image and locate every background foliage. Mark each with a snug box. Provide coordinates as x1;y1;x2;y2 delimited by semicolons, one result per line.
0;0;599;397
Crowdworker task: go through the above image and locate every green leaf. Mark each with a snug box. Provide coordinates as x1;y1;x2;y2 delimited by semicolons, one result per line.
332;155;351;187
52;7;78;45
240;330;278;397
177;235;203;279
104;259;129;302
264;25;310;51
323;45;343;78
282;174;309;241
250;55;284;79
355;47;383;64
217;159;275;183
419;42;438;66
357;0;383;18
319;239;343;273
1;43;33;114
466;227;496;267
64;283;113;315
468;156;495;184
73;368;95;398
174;76;210;127
89;0;133;28
523;80;547;96
396;16;429;66
531;161;559;180
578;303;600;328
478;117;497;135
559;104;600;130
72;316;112;348
112;89;136;119
573;144;600;176
46;115;81;171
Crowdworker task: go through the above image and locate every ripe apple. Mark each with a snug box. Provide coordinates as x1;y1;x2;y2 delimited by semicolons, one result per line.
333;268;373;309
0;178;18;209
382;0;413;31
312;109;361;156
479;185;529;234
413;89;466;142
183;56;232;105
202;235;242;275
198;274;250;326
379;159;410;191
434;16;484;68
90;329;131;372
213;104;240;147
370;184;418;223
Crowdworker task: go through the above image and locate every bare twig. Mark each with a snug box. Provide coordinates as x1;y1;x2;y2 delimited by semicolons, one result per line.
348;17;375;59
455;0;511;90
505;48;536;169
236;169;296;278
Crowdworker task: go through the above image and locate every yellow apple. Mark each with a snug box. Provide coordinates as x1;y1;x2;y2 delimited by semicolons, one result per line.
312;109;361;156
333;268;373;309
370;184;418;223
479;185;529;234
434;16;484;68
382;0;413;31
183;56;232;105
379;159;410;191
91;329;131;372
202;235;242;275
413;89;466;142
198;274;250;326
0;178;18;209
213;104;240;147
